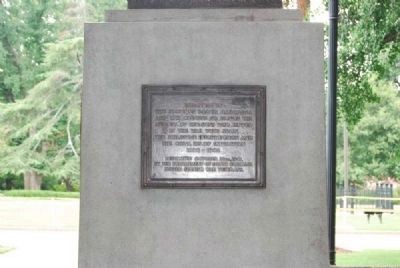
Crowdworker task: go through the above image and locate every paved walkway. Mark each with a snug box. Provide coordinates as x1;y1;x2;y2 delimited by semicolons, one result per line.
0;197;79;268
336;232;400;251
1;197;399;267
0;197;79;230
0;229;78;268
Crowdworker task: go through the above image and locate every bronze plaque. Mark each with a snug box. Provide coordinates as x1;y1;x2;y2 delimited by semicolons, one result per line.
141;85;266;188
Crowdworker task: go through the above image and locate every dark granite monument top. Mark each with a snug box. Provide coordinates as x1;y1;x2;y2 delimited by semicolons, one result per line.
128;0;282;9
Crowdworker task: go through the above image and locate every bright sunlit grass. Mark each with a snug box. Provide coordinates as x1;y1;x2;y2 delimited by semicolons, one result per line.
337;250;400;266
0;190;79;199
0;246;14;255
337;211;400;232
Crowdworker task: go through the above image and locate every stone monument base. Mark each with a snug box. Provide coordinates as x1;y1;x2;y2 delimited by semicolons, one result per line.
80;9;329;268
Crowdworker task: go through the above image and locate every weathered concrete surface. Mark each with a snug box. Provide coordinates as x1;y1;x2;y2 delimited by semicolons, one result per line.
81;12;327;268
105;9;302;22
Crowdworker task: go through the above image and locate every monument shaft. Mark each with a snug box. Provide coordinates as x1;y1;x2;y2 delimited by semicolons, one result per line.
80;6;328;268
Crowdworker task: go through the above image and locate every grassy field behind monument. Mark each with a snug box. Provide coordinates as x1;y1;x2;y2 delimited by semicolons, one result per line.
337;211;400;232
336;209;400;266
337;250;400;266
0;246;13;255
0;190;79;199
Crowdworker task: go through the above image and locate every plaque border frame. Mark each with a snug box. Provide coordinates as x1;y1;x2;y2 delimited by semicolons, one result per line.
141;85;266;188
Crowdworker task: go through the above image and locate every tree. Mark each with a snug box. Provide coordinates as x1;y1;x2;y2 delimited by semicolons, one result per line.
0;0;65;102
85;0;126;22
338;0;400;126
348;80;400;182
0;25;83;190
0;0;126;190
334;0;400;188
0;0;69;189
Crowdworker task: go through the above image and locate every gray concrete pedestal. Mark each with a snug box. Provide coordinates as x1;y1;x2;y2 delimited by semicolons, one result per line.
80;9;328;268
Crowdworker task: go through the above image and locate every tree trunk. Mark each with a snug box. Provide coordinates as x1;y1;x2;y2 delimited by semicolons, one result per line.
24;170;42;190
297;0;310;18
63;177;74;192
3;87;15;103
5;178;13;190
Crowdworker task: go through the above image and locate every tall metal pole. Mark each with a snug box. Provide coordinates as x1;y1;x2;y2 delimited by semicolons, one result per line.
328;0;339;265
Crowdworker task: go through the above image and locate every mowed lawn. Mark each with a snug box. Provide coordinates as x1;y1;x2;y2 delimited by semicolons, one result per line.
337;250;400;266
336;209;400;266
0;246;13;254
337;210;400;232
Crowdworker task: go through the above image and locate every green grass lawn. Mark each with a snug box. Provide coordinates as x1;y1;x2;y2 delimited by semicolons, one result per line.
0;246;14;255
337;250;400;266
337;211;400;232
0;190;79;199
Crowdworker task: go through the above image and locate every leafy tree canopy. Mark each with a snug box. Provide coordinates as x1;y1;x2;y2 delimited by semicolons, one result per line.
0;0;67;102
0;0;125;189
349;79;400;182
338;0;400;126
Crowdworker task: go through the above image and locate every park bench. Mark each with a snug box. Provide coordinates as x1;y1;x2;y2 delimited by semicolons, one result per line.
363;183;394;224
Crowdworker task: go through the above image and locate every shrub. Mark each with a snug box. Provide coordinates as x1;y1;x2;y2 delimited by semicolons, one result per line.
0;173;23;190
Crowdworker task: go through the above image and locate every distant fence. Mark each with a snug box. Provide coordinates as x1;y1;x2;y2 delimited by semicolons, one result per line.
336;183;399;213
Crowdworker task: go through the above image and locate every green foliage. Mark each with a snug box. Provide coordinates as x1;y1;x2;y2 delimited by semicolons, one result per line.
338;0;400;126
0;0;66;102
0;1;127;190
41;176;57;190
1;190;79;198
335;1;400;185
348;80;400;181
85;0;126;22
0;36;83;180
394;187;400;205
0;173;23;190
